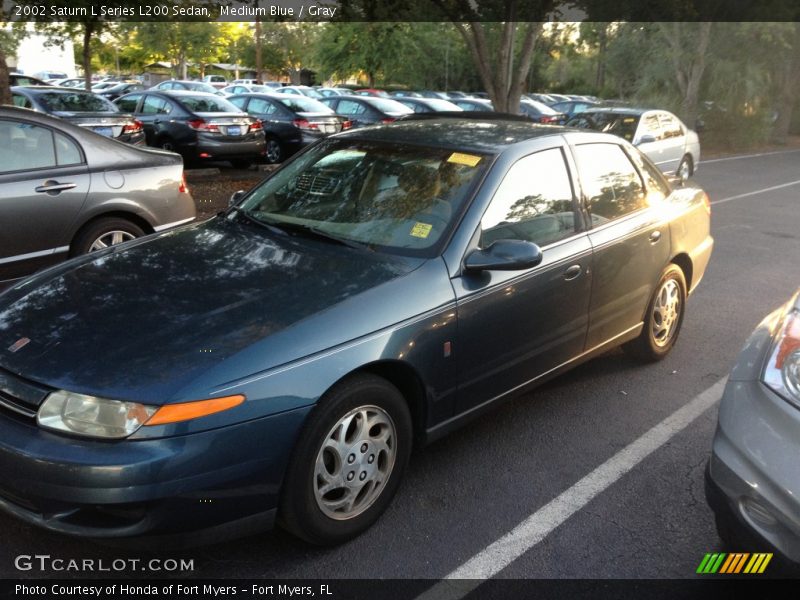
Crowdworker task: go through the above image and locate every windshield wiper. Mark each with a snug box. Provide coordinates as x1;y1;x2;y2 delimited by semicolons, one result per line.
225;206;288;237
261;219;373;252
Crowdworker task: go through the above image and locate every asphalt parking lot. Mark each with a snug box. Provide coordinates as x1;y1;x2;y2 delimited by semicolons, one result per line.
2;148;800;583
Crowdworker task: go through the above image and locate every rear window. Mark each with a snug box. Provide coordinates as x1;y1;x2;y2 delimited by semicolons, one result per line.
364;98;414;114
276;95;333;113
38;92;117;112
178;95;243;113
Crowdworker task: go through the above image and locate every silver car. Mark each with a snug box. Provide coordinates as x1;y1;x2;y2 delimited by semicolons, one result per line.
0;106;195;286
706;289;800;562
568;108;701;183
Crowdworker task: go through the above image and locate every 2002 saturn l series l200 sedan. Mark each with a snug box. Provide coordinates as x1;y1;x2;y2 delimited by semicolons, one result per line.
0;117;714;545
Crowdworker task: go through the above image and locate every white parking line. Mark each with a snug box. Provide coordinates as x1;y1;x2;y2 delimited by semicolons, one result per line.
701;148;800;164
415;378;727;600
711;179;800;206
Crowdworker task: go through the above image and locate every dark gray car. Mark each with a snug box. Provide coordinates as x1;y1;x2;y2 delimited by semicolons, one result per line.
0;106;195;286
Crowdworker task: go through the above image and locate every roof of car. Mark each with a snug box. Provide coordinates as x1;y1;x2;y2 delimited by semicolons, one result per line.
337;117;564;153
12;85;92;94
581;106;651;116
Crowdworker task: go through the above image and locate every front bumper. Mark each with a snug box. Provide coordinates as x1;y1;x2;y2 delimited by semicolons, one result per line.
707;375;800;563
0;404;311;540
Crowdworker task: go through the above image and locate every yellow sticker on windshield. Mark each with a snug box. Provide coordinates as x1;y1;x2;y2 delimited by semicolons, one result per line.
623;117;636;123
410;222;433;238
447;152;482;167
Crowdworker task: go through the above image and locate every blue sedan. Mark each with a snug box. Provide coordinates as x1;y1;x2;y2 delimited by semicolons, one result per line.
0;117;713;545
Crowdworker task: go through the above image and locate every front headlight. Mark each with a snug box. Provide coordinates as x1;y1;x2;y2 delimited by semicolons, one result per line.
37;391;157;439
763;309;800;405
36;391;247;439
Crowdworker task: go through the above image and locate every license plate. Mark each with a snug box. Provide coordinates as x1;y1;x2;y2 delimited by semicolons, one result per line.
227;126;241;136
93;127;113;137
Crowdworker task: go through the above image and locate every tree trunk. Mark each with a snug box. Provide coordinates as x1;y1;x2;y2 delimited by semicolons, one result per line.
595;26;607;92
0;46;11;105
454;21;540;114
255;1;263;83
772;23;800;144
82;23;95;91
659;22;712;129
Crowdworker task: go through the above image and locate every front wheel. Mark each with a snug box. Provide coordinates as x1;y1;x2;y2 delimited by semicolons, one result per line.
623;264;687;361
279;374;412;545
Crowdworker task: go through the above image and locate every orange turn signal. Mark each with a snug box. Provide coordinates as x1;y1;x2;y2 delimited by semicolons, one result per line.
145;395;245;426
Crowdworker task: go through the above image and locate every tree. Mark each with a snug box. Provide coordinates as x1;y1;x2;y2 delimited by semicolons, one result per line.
772;23;800;144
429;0;556;112
134;22;222;79
657;22;713;128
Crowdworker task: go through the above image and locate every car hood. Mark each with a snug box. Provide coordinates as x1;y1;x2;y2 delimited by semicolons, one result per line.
0;218;443;403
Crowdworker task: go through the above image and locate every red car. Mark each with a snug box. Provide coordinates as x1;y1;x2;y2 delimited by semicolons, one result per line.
354;88;390;97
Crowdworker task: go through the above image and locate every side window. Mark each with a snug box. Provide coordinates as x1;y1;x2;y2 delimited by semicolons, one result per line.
640;114;663;141
337;100;365;115
481;148;577;248
630;149;671;202
158;82;172;90
248;98;277;114
659;113;683;139
228;96;248;110
54;132;83;165
0;120;57;173
115;93;141;113
142;96;170;115
12;94;32;109
574;143;646;222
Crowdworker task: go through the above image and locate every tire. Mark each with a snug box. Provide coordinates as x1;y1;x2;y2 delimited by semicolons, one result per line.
157;137;175;152
71;217;145;256
677;155;693;185
623;264;687;362
279;374;413;545
264;136;284;164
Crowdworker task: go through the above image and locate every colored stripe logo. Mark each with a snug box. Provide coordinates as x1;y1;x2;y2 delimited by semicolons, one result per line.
696;552;772;574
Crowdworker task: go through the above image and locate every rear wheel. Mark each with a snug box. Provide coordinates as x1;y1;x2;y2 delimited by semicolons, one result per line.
264;136;284;164
279;374;412;545
157;137;175;152
71;217;145;256
623;264;687;361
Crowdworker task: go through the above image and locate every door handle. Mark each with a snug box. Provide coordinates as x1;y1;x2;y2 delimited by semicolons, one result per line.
35;180;77;195
649;230;662;243
564;264;582;281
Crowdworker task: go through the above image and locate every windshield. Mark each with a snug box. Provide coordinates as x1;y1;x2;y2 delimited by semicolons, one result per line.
235;139;490;257
39;92;117;112
587;113;640;142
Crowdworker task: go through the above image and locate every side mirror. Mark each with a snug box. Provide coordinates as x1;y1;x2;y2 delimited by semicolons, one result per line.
636;134;656;145
464;239;543;272
229;190;246;206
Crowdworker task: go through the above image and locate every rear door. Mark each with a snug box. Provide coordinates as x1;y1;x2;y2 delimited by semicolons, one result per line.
571;141;670;348
657;112;686;174
0;118;90;282
452;146;592;414
335;99;369;128
634;112;669;172
136;95;172;144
